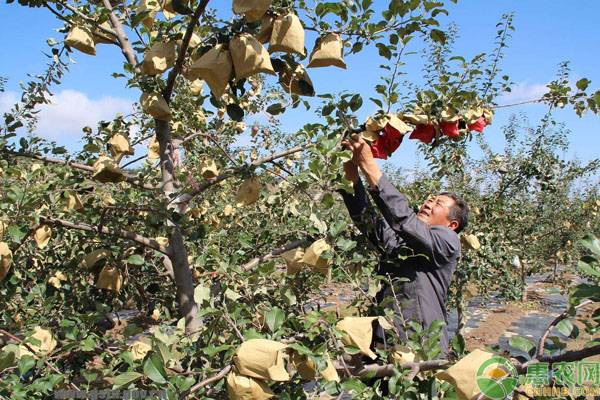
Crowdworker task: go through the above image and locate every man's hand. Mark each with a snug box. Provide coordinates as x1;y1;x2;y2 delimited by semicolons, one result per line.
342;134;382;188
343;160;359;183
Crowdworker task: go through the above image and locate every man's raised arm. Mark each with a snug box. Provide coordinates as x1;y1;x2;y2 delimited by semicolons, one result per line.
342;136;459;267
338;161;400;256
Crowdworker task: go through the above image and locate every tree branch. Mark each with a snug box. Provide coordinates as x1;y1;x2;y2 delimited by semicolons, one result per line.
39;216;170;255
180;365;232;399
241;239;311;271
537;299;593;358
3;149;157;190
188;143;312;198
334;359;449;378
101;0;138;67
0;328;81;391
163;0;211;102
516;344;600;374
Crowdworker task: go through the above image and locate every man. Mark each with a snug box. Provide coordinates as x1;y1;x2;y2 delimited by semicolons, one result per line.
339;135;469;355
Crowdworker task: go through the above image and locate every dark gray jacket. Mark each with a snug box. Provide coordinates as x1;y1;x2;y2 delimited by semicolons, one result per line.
339;174;460;354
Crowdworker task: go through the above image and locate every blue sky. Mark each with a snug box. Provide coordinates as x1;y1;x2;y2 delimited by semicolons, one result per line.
1;1;599;171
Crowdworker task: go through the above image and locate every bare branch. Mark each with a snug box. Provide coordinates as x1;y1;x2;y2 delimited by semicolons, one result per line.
241;239;311;271
181;365;232;399
334;359;449;378
101;0;138;67
537;299;593;358
516;344;600;374
4;149;158;190
163;0;211;102
40;216;170;255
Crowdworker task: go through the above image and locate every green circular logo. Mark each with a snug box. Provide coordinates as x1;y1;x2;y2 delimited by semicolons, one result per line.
476;356;518;400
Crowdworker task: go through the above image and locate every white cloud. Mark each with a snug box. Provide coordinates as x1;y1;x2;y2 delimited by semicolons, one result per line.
0;91;18;114
498;82;548;104
0;89;134;140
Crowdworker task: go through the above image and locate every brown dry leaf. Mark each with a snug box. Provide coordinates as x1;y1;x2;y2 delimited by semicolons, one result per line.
387;114;413;134
140;92;172;121
137;0;161;28
189;44;233;98
269;13;305;56
256;14;275;43
65;26;96;56
401;112;430;125
189;79;204;95
0;242;13;282
96;265;122;292
365;114;388;132
34;225;52;249
64;192;84;212
232;0;271;22
226;370;274;400
93;156;126;183
223;204;234;216
141;42;176;75
301;239;331;274
483;108;493;124
461;234;481;251
108;133;134;163
200;159;219;179
463;107;484;125
436;349;495;400
278;64;314;97
233;339;290;381
93;22;117;44
81;249;110;272
280;247;304;275
155;236;169;247
0;220;7;239
235;177;261;207
147;135;160;160
230;34;276;81
27;327;57;354
130;340;152;360
336;316;378;360
290;351;339;382
360;130;379;143
307;33;346;69
390;345;417;364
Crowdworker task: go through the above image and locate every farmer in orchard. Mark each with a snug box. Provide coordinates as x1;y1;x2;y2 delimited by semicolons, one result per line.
339;134;469;355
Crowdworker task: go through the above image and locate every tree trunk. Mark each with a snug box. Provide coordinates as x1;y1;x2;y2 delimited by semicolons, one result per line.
156;119;201;334
521;260;527;302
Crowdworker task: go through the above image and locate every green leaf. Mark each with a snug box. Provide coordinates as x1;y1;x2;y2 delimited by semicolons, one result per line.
8;225;27;242
112;371;143;388
322;103;334;116
349;94;363;111
18;355;35;376
430;29;447;44
226;103;244;122
194;284;211;305
266;103;285;115
508;336;535;355
581;234;600;256
555;319;574;337
126;254;145;265
576;78;590;91
143;353;167;384
264;307;285;332
224;288;242;301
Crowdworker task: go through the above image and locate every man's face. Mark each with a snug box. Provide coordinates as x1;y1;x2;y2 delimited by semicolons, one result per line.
416;194;459;230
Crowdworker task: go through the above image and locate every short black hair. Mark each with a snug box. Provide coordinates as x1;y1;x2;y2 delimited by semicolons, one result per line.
439;192;469;234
